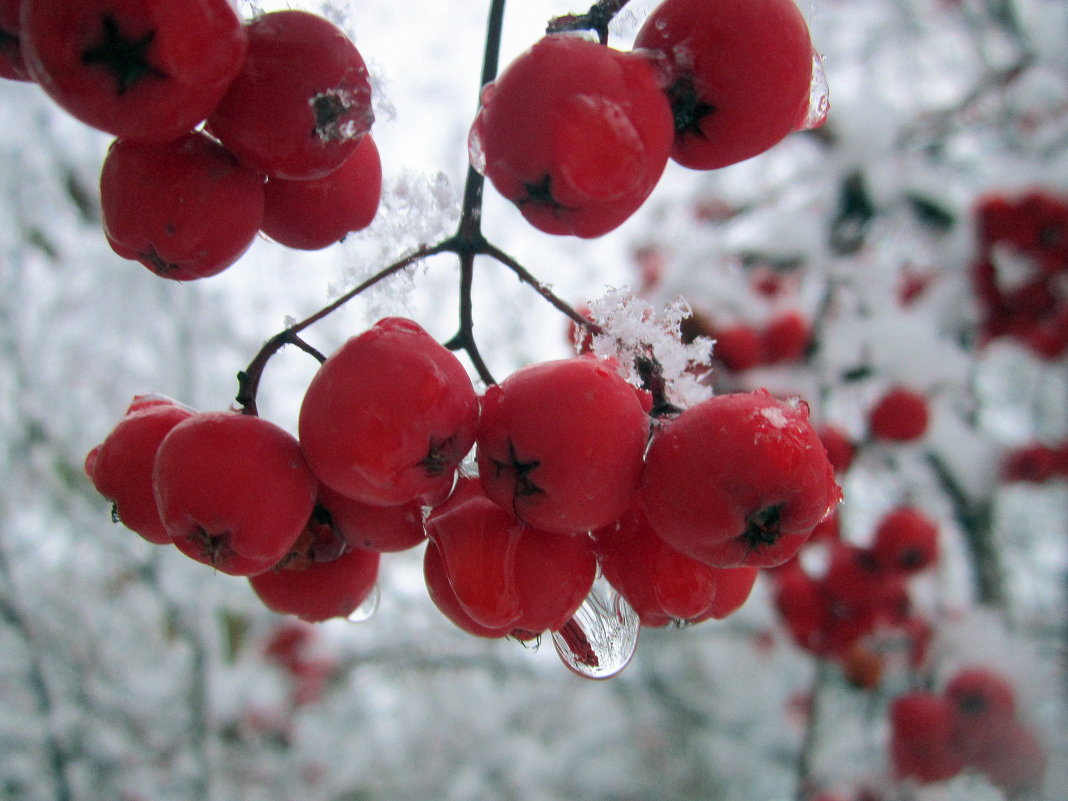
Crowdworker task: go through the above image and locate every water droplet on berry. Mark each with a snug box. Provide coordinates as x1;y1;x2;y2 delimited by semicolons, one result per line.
551;578;639;679
796;51;830;131
467;123;487;176
345;584;380;623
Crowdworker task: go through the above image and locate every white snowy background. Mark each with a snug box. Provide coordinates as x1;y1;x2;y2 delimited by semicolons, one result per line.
0;0;1065;800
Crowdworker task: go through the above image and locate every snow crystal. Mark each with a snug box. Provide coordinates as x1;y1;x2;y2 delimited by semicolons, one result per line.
759;405;791;429
584;287;714;409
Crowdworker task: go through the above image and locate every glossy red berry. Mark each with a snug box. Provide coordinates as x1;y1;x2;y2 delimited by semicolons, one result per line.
871;507;939;574
476;357;650;534
889;692;965;783
634;0;814;169
84;394;195;545
250;545;380;623
207;10;374;180
642;390;841;568
153;412;318;576
593;502;756;626
298;318;478;507
100;131;265;281
316;483;426;553
425;478;597;634
471;34;673;238
423;538;515;639
868;386;929;442
261;133;381;250
21;0;247;141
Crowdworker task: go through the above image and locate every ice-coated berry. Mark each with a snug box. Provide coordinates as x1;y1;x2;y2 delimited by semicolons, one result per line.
634;0;814;169
206;10;373;180
642;390;840;568
100;131;265;280
471;34;673;238
85;394;195;544
298;318;478;507
476;357;650;534
153;412;318;576
21;0;247;141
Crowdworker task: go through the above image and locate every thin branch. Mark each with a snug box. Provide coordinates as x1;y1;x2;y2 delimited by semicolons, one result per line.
235;242;449;414
925;450;1006;607
547;0;632;44
481;239;604;335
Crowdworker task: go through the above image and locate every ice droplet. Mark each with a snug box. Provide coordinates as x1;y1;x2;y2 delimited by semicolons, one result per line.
796;51;830;131
551;578;639;679
467;122;487;176
345;584;380;624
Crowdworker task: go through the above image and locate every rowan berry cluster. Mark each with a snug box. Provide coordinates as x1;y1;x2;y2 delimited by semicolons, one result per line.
4;2;382;279
972;189;1068;359
769;448;939;688
473;0;823;237
889;667;1047;796
34;0;838;675
86;319;841;658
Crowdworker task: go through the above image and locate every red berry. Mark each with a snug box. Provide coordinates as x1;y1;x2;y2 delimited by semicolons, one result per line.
642;391;841;568
817;424;856;475
207;10;374;180
250;545;379;623
298;318;478;507
425;478;596;634
634;0;814;169
471;34;673;238
261;132;381;250
100;131;265;281
943;667;1017;760
1001;442;1064;483
593;502;755;626
21;0;247;141
423;539;514;639
771;560;831;654
476;357;649;534
761;310;811;364
889;692;965;783
822;542;909;620
871;507;939;574
868;387;929;442
713;324;763;372
316;483;426;553
84;394;195;544
153;412;318;576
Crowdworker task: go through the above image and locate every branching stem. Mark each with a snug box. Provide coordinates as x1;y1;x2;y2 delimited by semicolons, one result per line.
233;0;613;412
546;0;633;44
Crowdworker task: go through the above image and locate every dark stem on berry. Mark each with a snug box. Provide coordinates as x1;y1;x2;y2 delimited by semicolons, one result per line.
82;14;167;96
140;244;179;276
634;352;681;417
547;0;632;45
742;504;784;550
668;76;716;138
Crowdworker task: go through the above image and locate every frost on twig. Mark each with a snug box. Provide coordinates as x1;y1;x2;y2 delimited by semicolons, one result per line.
585;288;714;410
334;169;460;320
